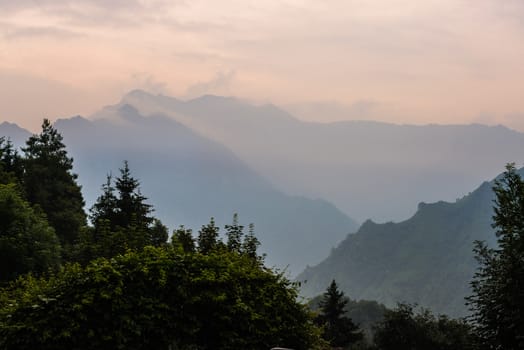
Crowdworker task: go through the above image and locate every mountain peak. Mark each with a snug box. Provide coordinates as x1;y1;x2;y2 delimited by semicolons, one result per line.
118;103;142;120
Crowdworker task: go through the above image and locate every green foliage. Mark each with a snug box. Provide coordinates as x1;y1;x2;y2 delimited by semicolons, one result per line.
242;223;262;262
310;294;388;342
0;246;322;350
197;217;221;254
315;280;363;348
21;119;86;248
467;163;524;350
113;161;153;229
89;174;117;228
372;303;477;350
0;137;23;185
0;184;61;282
171;225;195;253
78;162;167;262
225;213;243;252
149;218;169;247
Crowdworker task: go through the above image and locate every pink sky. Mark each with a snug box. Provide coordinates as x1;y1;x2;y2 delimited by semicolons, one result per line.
1;0;523;132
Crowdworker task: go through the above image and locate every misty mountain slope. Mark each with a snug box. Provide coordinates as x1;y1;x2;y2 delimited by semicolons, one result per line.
296;175;501;318
120;90;524;223
0;122;31;146
1;109;358;274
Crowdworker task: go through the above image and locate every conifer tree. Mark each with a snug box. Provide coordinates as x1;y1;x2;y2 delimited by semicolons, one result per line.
0;137;23;184
114;161;153;229
316;280;362;348
22;119;86;247
82;162;166;260
89;174;117;229
468;163;524;350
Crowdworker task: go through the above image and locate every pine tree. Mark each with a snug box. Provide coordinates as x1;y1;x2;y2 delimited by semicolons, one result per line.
467;163;524;350
82;162;164;260
114;161;153;229
316;280;362;348
22;119;86;247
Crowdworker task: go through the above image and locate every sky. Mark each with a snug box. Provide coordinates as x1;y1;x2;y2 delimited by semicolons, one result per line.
0;0;523;132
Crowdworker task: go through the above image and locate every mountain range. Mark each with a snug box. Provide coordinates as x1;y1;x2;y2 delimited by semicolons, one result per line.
296;171;508;317
120;90;524;223
3;90;524;284
0;108;357;275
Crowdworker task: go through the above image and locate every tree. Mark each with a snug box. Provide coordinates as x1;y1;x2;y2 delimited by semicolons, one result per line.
0;184;61;282
225;213;244;253
467;163;524;350
242;223;263;262
89;174;117;229
315;280;362;348
113;161;153;230
373;303;477;350
171;225;195;253
0;137;23;184
149;219;168;247
79;162;166;261
197;217;220;254
22;119;86;248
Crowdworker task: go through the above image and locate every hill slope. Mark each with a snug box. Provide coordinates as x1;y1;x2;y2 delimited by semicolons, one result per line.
1;110;358;274
296;175;503;317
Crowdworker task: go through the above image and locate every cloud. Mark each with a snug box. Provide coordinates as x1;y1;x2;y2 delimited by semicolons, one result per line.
184;70;236;98
2;25;82;40
129;73;169;95
0;0;177;28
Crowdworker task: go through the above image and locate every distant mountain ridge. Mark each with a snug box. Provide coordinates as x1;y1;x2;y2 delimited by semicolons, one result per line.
295;171;513;317
1;109;358;275
119;90;524;223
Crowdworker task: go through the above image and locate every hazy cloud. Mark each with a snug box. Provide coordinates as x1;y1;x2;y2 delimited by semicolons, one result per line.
2;25;82;40
185;70;236;98
130;73;169;95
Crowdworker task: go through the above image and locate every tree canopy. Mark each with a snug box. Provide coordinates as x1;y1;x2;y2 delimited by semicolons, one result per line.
467;163;524;350
0;183;61;283
315;279;363;348
373;303;477;350
21;119;86;248
0;246;321;350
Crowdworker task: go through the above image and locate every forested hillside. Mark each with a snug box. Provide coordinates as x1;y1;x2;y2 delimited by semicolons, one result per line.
297;175;503;317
